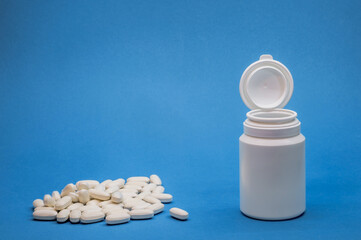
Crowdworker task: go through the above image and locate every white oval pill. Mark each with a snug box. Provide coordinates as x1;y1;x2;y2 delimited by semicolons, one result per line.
111;191;123;203
102;205;124;215
119;189;138;195
130;209;154;220
52;191;61;201
100;179;112;187
152;186;165;194
132;202;151;210
79;205;101;212
124;185;142;192
34;206;55;212
86;199;101;206
170;207;189;220
102;203;123;210
33;199;44;208
77;182;89;190
127;176;150;183
106;212;130;225
105;185;120;194
112;178;125;188
44;194;55;207
146;203;164;215
98;200;113;207
106;181;120;189
125;181;147;187
150;174;162;186
61;183;76;197
55;196;72;210
33;209;57;220
106;208;128;216
76;180;99;189
57;209;70;223
70;210;81;223
151;193;173;203
121;192;137;198
136;191;151;200
95;184;106;191
123;199;144;209
78;189;90;204
67;203;83;211
143;196;161;204
80;210;105;223
89;189;110;201
142;183;157;192
68;192;79;203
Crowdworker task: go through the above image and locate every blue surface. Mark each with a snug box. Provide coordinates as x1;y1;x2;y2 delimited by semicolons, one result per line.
1;0;361;239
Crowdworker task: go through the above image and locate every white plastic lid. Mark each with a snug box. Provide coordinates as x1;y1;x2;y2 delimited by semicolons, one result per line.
239;54;293;110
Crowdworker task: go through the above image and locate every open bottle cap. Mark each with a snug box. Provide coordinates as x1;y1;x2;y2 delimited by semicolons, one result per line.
239;55;293;110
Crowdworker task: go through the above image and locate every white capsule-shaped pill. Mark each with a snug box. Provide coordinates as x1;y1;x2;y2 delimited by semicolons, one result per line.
76;180;99;189
119;188;138;194
95;184;106;191
33;209;57;220
55;196;72;210
67;203;83;211
57;209;70;223
52;191;61;201
102;203;123;209
101;179;112;187
127;176;150;183
105;185;120;194
125;181;147;187
86;199;101;206
143;196;161;204
106;208;128;216
112;178;125;188
79;205;101;212
61;183;76;197
153;186;165;194
98;200;113;208
70;210;81;223
150;174;162;186
89;189;110;201
137;190;152;200
132;202;151;210
111;191;123;203
118;191;138;199
34;206;55;212
77;182;89;190
106;212;130;225
44;194;55;207
78;189;90;204
68;192;79;203
130;209;154;219
102;205;124;215
151;193;173;203
80;210;105;224
142;183;157;192
124;184;142;192
147;203;164;215
33;199;44;208
170;207;189;220
123;198;144;209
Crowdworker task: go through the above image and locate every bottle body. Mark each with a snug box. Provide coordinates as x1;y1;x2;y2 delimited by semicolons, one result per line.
239;133;305;220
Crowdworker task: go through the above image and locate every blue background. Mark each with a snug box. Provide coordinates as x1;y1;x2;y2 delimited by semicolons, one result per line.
1;0;361;239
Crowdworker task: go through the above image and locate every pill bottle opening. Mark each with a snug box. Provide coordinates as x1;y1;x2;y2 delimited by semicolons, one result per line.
246;109;297;124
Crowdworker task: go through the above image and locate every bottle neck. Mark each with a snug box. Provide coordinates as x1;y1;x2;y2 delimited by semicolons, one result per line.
243;109;300;138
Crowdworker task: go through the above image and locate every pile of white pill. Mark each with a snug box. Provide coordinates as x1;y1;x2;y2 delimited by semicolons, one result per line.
32;175;188;224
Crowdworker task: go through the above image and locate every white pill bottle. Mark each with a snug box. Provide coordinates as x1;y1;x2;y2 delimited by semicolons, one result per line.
239;54;305;220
